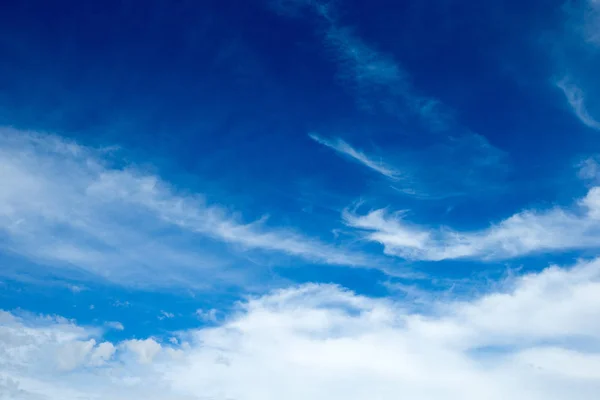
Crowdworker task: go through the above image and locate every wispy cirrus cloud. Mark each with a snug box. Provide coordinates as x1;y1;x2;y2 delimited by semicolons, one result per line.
552;1;600;130
311;130;507;199
309;133;402;180
344;185;600;261
271;0;449;130
2;256;600;398
0;127;376;287
273;0;509;199
556;78;600;131
582;0;600;46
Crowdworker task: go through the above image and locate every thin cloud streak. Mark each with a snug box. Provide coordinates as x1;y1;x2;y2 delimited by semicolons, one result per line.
271;0;449;130
274;0;509;199
556;78;600;131
0;127;375;287
309;133;402;180
311;131;508;200
583;0;600;45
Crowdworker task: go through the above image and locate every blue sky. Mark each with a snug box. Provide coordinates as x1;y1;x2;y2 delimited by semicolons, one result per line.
1;0;600;398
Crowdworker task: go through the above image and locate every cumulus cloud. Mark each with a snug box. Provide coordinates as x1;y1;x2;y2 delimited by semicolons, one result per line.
309;133;402;179
125;339;162;364
195;308;219;322
556;78;600;131
2;257;600;399
0;310;110;375
344;186;600;260
89;341;116;366
0;128;374;287
106;321;125;331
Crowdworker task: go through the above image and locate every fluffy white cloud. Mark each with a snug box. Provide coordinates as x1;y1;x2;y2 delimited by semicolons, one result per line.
195;308;219;322
0;128;373;287
344;186;600;260
125;339;162;364
89;342;116;366
105;321;125;331
2;257;600;399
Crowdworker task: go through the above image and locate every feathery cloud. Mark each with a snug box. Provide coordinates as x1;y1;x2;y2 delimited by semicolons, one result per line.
556;78;600;131
344;186;600;260
274;1;508;198
0;128;374;287
583;0;600;46
310;131;507;199
309;133;402;179
271;0;448;130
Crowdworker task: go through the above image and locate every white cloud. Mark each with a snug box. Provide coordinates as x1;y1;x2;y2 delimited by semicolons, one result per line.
106;321;125;331
344;186;600;260
89;341;116;366
2;257;600;399
67;284;86;293
556;78;600;131
309;133;402;179
125;339;162;364
195;308;219;323
311;131;507;199
0;128;374;287
55;339;97;371
158;311;175;320
577;156;600;183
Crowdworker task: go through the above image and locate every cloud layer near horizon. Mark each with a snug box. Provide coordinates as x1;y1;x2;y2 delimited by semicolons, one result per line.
2;256;600;399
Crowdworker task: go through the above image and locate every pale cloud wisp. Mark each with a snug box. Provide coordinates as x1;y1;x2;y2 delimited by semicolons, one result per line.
309;133;402;180
344;186;600;261
0;128;373;287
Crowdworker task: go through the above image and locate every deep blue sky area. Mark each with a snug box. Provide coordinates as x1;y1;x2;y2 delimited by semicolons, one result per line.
1;0;600;343
3;1;600;398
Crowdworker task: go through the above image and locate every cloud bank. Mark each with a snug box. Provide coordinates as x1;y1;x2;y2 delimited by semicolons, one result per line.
2;256;600;399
